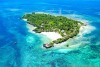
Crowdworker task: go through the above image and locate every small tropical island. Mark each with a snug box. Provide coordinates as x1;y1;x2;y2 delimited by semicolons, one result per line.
22;12;84;48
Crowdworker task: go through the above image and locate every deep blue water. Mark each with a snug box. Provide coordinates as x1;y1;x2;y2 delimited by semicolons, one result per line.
0;0;100;67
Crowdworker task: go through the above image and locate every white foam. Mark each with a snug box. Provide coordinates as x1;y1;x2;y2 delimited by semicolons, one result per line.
57;49;73;53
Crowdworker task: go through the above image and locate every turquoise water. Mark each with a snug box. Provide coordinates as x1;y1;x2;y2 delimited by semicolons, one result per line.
0;0;100;67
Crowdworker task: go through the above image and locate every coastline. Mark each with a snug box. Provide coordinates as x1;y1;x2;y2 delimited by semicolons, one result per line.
41;32;62;41
53;24;95;49
23;19;37;33
23;12;95;49
23;19;63;41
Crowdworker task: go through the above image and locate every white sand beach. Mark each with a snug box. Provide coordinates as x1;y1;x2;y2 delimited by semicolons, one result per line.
23;19;27;21
23;18;63;41
41;32;62;41
26;24;37;33
23;19;37;33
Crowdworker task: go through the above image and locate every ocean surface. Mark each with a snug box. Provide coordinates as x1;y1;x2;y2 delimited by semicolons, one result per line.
0;0;100;67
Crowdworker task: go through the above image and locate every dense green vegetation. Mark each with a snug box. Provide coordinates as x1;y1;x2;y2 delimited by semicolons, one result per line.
23;12;84;47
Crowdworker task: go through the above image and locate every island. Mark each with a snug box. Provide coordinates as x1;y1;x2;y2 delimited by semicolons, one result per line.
22;12;84;48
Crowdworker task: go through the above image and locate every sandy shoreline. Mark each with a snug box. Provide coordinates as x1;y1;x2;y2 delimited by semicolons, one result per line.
23;13;95;49
41;32;62;41
23;19;63;40
23;19;27;21
23;19;37;33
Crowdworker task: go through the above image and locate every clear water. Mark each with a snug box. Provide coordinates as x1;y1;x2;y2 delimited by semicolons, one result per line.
0;0;100;67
